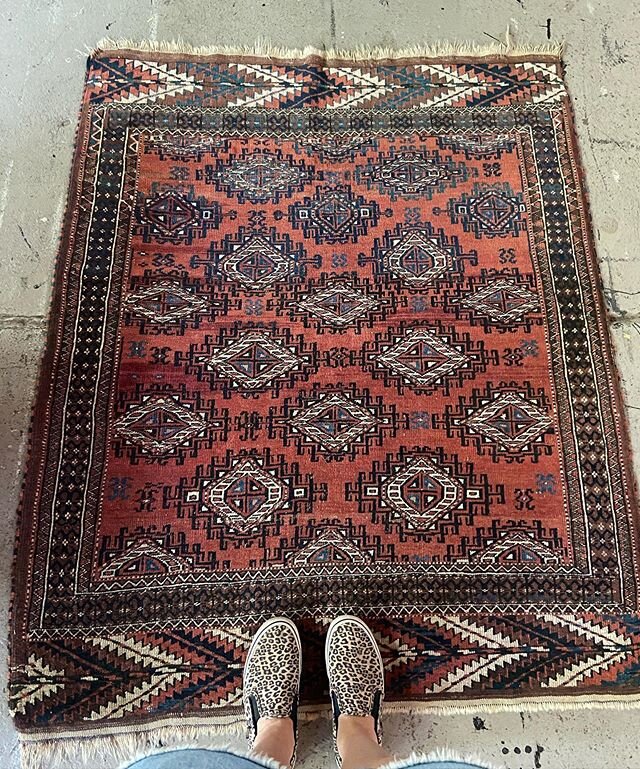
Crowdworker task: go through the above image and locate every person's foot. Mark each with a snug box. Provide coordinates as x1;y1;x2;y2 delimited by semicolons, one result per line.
325;616;389;769
243;617;301;768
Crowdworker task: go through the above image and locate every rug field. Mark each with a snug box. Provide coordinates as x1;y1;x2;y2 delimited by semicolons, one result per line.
9;40;640;765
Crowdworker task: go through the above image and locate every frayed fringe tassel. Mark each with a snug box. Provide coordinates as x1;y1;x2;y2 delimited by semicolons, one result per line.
20;721;247;769
379;693;640;716
90;34;564;62
22;740;497;769
299;694;640;718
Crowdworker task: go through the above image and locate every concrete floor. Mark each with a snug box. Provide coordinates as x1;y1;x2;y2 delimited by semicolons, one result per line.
1;1;639;767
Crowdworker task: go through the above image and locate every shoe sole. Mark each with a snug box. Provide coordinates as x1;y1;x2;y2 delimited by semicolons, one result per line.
245;616;303;689
325;614;384;695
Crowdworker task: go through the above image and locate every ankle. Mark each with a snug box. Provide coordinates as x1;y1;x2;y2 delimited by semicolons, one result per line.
252;717;295;766
338;714;378;734
337;713;379;747
337;714;390;769
257;716;294;735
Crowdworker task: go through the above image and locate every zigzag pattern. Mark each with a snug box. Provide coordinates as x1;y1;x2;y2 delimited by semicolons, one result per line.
84;57;565;108
10;614;640;725
85;58;203;104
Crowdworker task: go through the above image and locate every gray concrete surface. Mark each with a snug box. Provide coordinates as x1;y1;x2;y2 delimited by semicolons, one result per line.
1;1;639;767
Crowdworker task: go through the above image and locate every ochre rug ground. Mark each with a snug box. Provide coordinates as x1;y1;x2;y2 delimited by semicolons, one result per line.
9;40;640;766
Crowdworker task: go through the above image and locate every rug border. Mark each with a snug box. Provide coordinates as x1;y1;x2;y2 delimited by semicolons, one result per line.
16;691;640;741
561;73;640;589
8;102;94;660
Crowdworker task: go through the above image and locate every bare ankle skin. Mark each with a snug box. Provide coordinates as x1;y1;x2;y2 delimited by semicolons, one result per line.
337;714;392;769
251;716;295;768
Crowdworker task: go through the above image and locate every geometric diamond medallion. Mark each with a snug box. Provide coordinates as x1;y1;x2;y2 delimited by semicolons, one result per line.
214;153;309;203
288;529;372;566
462;279;538;323
465;392;553;451
114;395;208;455
298;282;378;326
447;182;526;238
289;392;378;453
382;456;464;529
290;185;379;244
376;328;468;389
222;234;292;290
471;189;517;230
142;191;197;235
366;151;464;197
125;281;208;322
384;230;452;286
202;457;287;533
205;331;301;389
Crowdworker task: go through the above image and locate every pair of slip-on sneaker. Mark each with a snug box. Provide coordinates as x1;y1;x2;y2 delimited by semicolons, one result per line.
243;615;384;768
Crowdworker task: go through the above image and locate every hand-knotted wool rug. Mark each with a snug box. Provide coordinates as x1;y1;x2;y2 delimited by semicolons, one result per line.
9;39;640;767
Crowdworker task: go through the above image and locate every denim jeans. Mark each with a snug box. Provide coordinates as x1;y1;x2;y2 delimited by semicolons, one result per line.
125;748;486;769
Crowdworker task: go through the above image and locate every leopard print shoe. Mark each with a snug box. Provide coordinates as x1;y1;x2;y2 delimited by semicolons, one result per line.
243;617;301;768
325;615;385;768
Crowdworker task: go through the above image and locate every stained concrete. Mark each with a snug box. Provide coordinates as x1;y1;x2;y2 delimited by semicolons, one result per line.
1;1;639;767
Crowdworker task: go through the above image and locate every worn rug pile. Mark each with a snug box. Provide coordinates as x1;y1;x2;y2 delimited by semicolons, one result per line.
9;40;640;767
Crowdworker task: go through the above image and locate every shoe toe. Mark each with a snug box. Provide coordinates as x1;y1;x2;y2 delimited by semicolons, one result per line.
326;616;384;718
243;619;301;744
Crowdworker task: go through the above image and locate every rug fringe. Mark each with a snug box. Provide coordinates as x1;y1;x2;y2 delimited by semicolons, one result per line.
21;735;495;769
381;694;640;715
90;35;564;62
20;722;247;769
306;694;640;717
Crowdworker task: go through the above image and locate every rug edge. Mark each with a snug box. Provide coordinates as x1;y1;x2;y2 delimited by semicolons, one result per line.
89;37;564;62
559;82;640;600
17;691;640;741
8;104;95;672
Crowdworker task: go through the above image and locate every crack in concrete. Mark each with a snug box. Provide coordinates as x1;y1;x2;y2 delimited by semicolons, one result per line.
593;137;640;151
0;315;46;329
329;0;336;47
581;109;608;190
16;224;33;251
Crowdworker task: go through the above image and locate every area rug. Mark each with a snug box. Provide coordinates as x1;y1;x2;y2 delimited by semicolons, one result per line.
9;39;640;766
